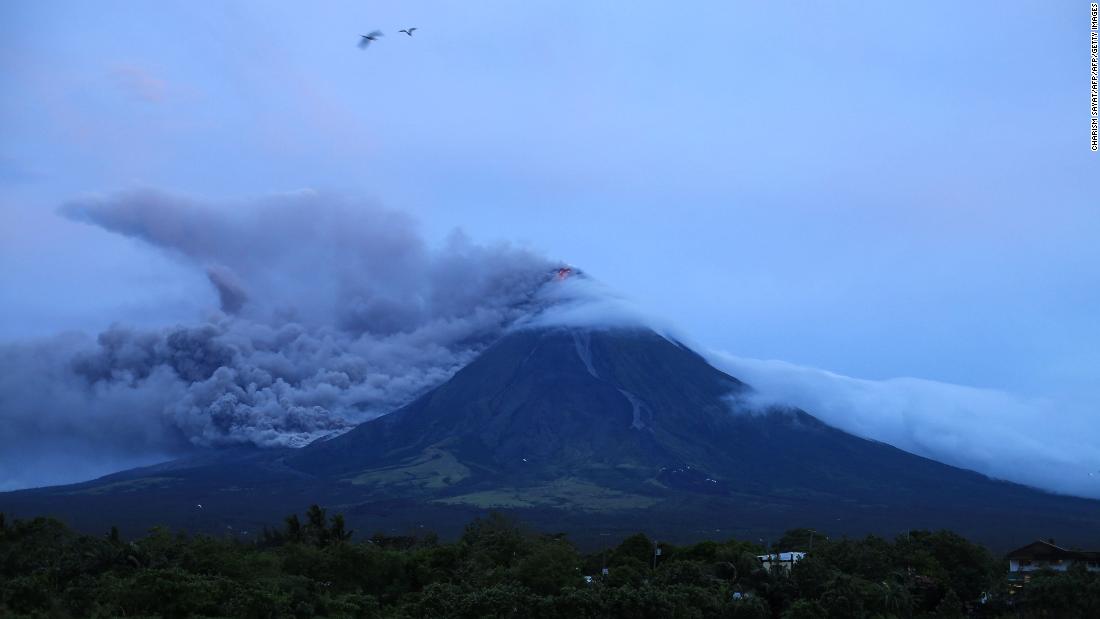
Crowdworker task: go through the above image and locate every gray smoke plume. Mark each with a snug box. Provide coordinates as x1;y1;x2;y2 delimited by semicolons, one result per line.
0;190;562;489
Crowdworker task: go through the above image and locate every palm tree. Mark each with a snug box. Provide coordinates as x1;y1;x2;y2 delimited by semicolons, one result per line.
305;504;328;546
329;514;353;543
284;513;304;543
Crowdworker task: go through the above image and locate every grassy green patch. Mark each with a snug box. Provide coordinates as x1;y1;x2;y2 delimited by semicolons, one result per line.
434;477;660;512
69;477;178;495
345;448;471;490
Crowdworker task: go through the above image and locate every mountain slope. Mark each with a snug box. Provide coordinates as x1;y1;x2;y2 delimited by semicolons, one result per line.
288;328;1065;510
4;326;1099;551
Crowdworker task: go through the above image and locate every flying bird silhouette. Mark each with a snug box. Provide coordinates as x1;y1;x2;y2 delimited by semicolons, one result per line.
399;27;417;36
358;30;384;48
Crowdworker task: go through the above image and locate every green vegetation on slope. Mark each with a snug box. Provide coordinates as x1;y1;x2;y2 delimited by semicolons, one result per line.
346;448;472;491
434;477;660;511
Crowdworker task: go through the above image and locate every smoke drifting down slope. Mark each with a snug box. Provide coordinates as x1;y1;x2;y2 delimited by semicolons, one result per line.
1;191;616;489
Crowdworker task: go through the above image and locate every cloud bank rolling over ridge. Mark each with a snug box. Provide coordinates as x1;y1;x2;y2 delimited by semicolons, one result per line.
709;352;1100;500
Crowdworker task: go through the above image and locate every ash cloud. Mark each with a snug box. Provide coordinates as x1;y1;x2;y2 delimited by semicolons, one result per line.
1;190;559;489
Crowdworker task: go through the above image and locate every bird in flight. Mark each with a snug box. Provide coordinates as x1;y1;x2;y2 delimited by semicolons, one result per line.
399;27;418;37
358;30;384;48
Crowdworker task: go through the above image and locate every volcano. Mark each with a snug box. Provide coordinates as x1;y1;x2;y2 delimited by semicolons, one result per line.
4;325;1099;550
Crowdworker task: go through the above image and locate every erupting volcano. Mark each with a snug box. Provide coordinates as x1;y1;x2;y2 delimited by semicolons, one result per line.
3;270;1100;550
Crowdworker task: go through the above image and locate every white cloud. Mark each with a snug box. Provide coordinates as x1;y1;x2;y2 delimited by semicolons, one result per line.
707;351;1100;499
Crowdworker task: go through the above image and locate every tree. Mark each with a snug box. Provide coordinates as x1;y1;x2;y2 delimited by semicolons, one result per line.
513;538;582;595
1015;563;1100;616
933;588;963;618
733;551;767;589
3;505;1075;619
921;530;996;602
656;560;709;587
729;595;771;619
790;556;832;599
606;557;648;588
461;512;527;568
818;573;872;619
611;533;655;568
776;529;820;553
816;536;891;581
304;504;328;546
284;513;303;544
876;580;911;617
329;514;353;544
782;599;827;619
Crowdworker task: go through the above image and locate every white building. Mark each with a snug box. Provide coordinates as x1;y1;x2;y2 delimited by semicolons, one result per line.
757;551;806;573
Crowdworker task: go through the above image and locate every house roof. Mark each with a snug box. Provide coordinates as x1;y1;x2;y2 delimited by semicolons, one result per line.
1006;540;1100;561
758;552;806;562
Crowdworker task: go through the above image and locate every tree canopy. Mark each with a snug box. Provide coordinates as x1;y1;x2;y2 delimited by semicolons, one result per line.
1;507;1094;618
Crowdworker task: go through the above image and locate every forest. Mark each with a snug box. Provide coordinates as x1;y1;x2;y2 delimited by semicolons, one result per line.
1;506;1097;618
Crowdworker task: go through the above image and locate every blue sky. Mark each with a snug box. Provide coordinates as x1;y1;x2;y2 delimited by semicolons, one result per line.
1;2;1098;490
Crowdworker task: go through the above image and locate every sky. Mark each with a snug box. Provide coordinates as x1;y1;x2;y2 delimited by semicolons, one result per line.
1;2;1098;494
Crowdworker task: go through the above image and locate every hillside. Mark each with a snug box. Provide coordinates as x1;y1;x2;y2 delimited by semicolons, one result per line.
4;327;1099;551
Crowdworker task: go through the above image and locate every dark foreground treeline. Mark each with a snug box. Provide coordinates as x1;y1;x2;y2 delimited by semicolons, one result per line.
1;508;1097;618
